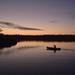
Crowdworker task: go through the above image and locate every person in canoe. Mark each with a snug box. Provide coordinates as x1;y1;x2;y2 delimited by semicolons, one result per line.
46;44;61;53
54;44;56;49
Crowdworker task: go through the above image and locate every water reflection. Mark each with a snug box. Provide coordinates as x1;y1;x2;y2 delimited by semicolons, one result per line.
0;46;41;55
47;48;75;53
0;41;75;75
47;48;61;53
0;41;75;55
17;46;41;49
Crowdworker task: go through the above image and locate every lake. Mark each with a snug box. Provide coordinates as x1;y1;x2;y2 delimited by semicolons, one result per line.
0;41;75;75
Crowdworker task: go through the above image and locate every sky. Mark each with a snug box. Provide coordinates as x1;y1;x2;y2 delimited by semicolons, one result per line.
0;0;75;35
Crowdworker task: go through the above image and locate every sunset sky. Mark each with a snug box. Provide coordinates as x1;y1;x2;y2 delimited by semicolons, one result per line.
0;0;75;35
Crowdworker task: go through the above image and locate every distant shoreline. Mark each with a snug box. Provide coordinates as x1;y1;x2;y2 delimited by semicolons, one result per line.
0;34;75;42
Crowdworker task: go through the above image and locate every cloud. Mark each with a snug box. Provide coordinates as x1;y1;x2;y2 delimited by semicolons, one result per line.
49;19;58;24
0;21;42;31
0;22;15;26
50;20;56;23
15;26;41;30
0;28;3;32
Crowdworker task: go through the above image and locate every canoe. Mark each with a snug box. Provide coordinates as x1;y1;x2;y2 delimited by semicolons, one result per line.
46;47;61;50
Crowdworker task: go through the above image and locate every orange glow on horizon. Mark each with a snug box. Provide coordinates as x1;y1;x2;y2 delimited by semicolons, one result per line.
1;27;74;35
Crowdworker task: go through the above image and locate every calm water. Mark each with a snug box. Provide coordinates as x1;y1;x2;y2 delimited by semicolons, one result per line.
0;41;75;75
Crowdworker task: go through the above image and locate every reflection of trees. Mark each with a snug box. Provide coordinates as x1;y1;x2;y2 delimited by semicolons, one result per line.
0;46;40;55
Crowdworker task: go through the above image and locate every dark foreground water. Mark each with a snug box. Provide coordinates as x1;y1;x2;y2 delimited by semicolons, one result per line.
0;41;75;75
